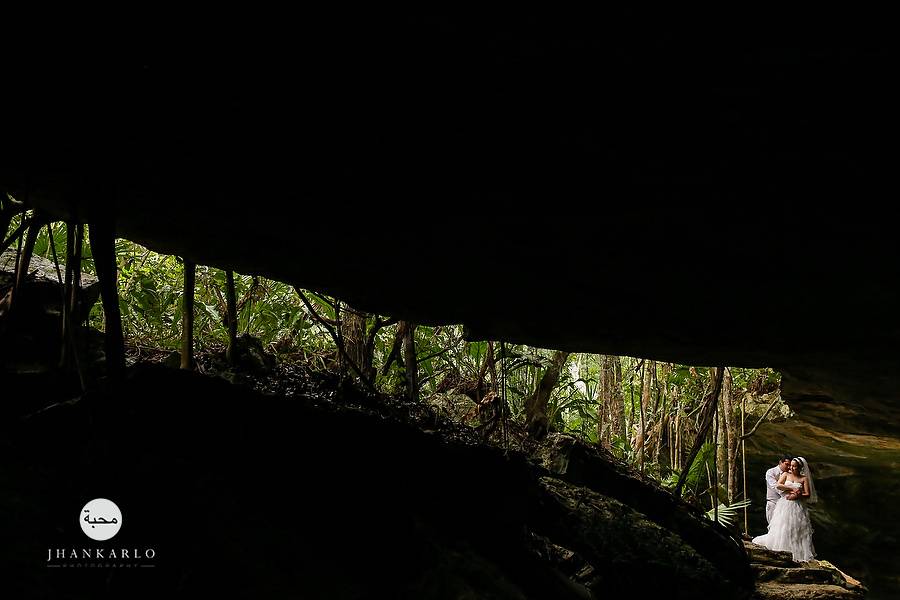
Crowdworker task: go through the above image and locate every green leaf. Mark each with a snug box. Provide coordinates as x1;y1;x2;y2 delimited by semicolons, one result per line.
705;498;752;527
684;441;716;491
670;366;693;385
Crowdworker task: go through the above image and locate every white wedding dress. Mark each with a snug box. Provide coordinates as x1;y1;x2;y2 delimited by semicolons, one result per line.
752;481;816;562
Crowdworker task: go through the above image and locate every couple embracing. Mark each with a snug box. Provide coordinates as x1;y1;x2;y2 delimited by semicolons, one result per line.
752;455;817;563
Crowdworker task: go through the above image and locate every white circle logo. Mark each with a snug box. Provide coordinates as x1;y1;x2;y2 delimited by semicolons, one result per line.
79;498;122;541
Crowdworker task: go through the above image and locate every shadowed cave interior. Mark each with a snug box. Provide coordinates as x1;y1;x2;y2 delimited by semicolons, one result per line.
1;16;897;599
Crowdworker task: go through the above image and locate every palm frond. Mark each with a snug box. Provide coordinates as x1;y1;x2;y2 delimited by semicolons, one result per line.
706;498;752;527
685;440;716;490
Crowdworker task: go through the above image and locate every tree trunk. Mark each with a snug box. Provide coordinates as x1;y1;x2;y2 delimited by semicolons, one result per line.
72;224;83;317
225;270;238;365
652;363;669;466
525;350;569;439
642;360;653;415
672;384;682;471
716;386;725;483
722;367;738;503
402;322;418;402
613;356;625;443
89;222;125;375
60;222;85;387
340;304;372;381
597;355;613;450
634;359;653;473
14;216;41;288
60;222;75;369
486;341;498;393
181;258;195;370
7;214;44;317
475;342;493;402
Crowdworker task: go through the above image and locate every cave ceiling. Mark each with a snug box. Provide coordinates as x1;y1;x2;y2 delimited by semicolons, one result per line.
2;20;897;435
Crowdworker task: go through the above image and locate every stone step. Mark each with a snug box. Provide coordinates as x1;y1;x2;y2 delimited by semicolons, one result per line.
744;541;797;567
754;582;864;600
816;560;865;591
753;564;843;586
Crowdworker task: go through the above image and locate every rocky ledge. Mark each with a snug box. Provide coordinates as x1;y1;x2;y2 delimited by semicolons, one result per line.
745;542;866;599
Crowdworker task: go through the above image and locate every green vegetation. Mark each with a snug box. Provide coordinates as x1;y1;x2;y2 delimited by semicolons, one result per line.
8;214;785;524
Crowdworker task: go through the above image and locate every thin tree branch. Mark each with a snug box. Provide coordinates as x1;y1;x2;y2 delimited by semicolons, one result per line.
1;217;30;255
365;315;399;361
738;393;782;440
295;287;376;393
416;346;452;365
382;331;404;375
302;290;339;326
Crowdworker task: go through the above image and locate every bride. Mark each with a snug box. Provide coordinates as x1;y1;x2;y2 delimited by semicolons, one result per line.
752;456;817;563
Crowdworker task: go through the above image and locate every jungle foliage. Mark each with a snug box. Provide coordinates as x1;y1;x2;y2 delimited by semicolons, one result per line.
7;214;786;527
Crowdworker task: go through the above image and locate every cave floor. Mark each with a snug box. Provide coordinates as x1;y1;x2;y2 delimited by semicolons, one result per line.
1;346;759;599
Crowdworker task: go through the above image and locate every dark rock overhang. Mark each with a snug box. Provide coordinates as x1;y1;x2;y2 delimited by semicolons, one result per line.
2;20;897;434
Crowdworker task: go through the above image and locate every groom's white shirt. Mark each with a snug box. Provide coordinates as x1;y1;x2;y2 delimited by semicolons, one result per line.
766;465;784;502
765;465;785;523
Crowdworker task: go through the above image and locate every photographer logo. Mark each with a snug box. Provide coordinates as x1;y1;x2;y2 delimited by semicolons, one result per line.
46;498;156;568
80;498;122;541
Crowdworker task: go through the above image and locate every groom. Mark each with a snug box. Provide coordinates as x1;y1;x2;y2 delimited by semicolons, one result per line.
765;454;792;523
